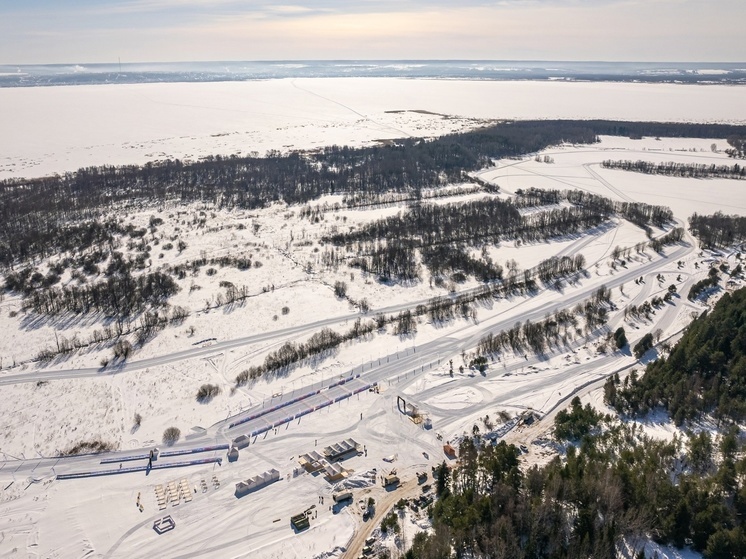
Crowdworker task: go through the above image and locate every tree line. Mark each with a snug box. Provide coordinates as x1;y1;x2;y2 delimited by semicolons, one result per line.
563;189;673;231
331;198;604;285
234;254;588;386
516;187;673;224
332;190;672;283
4;120;742;269
476;285;610;356
515;188;673;232
35;304;190;363
602;160;746;180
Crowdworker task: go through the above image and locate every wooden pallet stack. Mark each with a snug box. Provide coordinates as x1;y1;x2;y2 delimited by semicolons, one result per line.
155;484;168;510
179;478;193;503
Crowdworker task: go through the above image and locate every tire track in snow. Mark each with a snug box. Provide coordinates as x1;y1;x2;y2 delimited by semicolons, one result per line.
290;80;413;139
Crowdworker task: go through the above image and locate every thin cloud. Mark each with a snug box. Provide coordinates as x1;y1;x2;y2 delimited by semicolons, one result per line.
268;5;332;16
1;0;744;63
96;0;243;14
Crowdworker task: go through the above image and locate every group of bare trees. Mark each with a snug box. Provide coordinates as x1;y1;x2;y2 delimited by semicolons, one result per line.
332;199;603;283
421;244;503;283
476;286;611;357
23;270;178;318
331;187;674;284
349;241;420;283
515;187;674;230
689;212;746;249
725;135;746;159
602;159;746;179
535;254;586;284
234;254;584;386
235;327;345;385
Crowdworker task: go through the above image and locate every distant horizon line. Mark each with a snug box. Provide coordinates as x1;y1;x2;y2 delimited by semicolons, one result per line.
3;59;745;67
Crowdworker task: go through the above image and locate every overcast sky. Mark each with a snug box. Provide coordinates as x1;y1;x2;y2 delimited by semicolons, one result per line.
2;0;744;64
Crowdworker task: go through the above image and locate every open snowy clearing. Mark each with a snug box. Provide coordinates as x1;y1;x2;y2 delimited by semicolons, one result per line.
486;135;746;219
2;93;743;557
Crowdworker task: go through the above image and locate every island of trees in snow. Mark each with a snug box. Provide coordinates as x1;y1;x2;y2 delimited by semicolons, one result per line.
602;159;746;179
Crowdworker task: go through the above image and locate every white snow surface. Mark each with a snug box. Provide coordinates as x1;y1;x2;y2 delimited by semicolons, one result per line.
1;78;745;180
0;79;744;558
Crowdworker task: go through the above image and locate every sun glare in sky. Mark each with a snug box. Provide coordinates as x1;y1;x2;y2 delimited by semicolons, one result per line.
2;0;744;63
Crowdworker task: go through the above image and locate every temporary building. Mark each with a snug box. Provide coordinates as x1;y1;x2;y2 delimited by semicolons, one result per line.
324;461;347;481
235;468;280;496
298;450;326;472
322;438;361;462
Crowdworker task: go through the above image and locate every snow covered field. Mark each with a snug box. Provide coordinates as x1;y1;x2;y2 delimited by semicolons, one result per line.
1;78;744;558
1;78;745;180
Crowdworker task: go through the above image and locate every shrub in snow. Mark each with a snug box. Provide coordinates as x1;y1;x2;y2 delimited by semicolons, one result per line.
196;384;221;403
163;427;181;445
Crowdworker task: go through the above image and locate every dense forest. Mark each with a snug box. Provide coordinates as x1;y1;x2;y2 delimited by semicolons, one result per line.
3;119;744;268
407;422;745;559
406;290;746;559
608;286;746;425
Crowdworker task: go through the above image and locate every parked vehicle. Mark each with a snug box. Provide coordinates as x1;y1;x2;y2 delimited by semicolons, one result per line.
333;491;353;503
